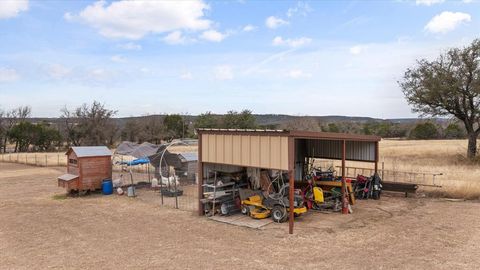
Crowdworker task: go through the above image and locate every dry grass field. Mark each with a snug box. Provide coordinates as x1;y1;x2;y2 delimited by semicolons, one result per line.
1;162;480;269
316;139;480;199
1;139;479;198
380;139;480;199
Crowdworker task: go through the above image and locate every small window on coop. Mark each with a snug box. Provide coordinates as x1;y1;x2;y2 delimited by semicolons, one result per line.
69;159;77;165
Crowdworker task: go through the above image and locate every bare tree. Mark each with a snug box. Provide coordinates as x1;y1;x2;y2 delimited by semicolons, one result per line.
60;106;81;147
140;115;165;144
280;117;322;131
60;101;118;146
121;118;141;142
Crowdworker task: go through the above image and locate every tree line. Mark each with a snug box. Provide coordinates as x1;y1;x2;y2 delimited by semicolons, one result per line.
0;102;470;154
0;104;259;153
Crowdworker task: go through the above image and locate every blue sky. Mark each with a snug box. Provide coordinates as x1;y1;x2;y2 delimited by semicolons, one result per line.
0;0;479;118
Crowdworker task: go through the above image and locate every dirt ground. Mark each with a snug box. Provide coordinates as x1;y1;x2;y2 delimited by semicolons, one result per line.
1;163;479;270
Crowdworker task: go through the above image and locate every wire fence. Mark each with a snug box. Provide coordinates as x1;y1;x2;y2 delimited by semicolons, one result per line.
334;165;443;187
312;160;444;187
0;152;199;212
111;170;198;212
0;152;66;167
0;152;465;198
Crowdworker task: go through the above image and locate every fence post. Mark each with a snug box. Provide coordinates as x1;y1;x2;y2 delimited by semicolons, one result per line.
34;154;37;166
25;154;27;164
45;154;48;167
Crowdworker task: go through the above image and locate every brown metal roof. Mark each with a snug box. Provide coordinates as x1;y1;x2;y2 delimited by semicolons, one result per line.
196;128;380;142
288;130;381;142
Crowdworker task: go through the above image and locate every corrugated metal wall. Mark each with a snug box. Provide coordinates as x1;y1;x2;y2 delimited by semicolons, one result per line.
304;139;376;162
201;134;289;170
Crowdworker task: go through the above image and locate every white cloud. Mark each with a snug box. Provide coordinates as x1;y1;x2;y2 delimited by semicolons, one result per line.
46;64;71;79
0;67;19;82
462;0;474;3
63;12;74;21
272;36;311;48
0;0;28;19
349;45;367;55
68;0;211;39
243;24;256;32
265;16;289;29
89;68;111;81
424;11;471;34
415;0;445;6
286;2;312;18
214;65;233;80
111;55;127;63
164;31;187;45
180;71;193;80
118;42;142;50
287;69;312;79
200;30;227;42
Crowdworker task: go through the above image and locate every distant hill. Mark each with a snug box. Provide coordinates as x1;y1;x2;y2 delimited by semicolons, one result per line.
27;114;446;128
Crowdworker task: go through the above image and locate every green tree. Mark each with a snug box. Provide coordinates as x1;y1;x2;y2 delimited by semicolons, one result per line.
8;121;62;152
1;106;31;152
327;123;339;133
362;121;409;138
400;39;480;159
8;121;37;152
194;111;220;129
223;110;257;129
35;122;62;151
163;114;186;139
444;123;466;139
409;122;439;140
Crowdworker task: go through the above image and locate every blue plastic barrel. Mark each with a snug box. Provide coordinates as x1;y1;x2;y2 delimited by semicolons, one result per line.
102;179;113;195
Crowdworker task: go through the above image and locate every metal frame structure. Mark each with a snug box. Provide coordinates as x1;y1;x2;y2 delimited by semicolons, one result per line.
196;129;381;234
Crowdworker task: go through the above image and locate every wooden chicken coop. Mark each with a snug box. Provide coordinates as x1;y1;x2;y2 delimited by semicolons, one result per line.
57;146;112;192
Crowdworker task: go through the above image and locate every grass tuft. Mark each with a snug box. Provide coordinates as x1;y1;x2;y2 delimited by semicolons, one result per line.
52;194;68;200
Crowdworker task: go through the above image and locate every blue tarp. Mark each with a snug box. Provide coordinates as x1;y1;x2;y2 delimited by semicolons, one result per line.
118;157;150;166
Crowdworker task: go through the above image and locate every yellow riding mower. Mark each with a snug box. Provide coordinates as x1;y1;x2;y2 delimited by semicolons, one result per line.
239;184;307;223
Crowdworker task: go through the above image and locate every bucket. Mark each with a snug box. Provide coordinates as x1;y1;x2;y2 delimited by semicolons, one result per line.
127;185;136;197
102;179;113;195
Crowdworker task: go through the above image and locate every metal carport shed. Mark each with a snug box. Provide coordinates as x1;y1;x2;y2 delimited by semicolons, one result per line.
197;129;381;234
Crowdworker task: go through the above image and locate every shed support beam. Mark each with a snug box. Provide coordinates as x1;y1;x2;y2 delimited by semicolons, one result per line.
288;137;295;234
198;135;204;216
342;140;348;214
374;141;379;174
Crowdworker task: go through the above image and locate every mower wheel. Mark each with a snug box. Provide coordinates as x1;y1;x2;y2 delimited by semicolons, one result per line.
271;205;287;223
372;190;381;200
241;205;250;215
